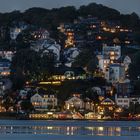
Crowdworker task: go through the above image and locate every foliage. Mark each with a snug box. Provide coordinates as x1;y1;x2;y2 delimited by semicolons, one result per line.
73;47;98;73
10;48;56;90
128;51;140;80
20;100;34;112
104;107;114;117
16;28;35;49
85;88;99;103
0;3;140;39
133;80;140;95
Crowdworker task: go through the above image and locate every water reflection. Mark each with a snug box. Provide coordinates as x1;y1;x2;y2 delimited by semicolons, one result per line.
0;125;140;136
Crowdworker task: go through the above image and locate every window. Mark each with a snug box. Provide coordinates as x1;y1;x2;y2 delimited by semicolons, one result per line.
124;100;128;103
118;100;122;103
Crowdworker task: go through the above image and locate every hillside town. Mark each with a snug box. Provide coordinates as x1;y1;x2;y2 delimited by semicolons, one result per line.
0;5;140;120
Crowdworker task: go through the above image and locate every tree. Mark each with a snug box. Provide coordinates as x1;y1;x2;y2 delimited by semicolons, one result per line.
135;103;140;114
10;48;56;90
104;107;114;117
16;28;36;50
128;51;140;80
73;47;98;73
20;100;34;112
11;67;26;90
133;80;140;95
85;88;99;103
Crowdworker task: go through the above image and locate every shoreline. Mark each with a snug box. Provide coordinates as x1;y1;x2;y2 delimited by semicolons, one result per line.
0;117;140;121
0;113;139;121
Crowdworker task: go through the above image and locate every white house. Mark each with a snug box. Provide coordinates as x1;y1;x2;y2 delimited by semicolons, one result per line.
115;94;130;108
105;64;125;83
64;47;80;67
65;96;84;110
43;44;61;61
64;47;80;61
10;27;22;40
31;38;61;61
31;93;57;111
0;51;15;61
10;23;27;40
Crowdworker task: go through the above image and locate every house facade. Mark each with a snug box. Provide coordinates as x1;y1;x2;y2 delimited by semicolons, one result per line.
31;38;61;61
105;64;125;83
65;96;84;110
31;93;57;111
115;94;130;108
32;29;50;40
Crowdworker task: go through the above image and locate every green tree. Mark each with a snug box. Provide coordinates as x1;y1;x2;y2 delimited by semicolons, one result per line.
20;100;34;112
16;28;36;50
85;88;99;103
11;49;56;90
73;47;98;73
128;51;140;80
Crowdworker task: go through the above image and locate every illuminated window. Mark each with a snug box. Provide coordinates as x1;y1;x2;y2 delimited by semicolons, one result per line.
110;52;115;55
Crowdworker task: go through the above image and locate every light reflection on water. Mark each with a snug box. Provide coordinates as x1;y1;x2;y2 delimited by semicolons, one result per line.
0;125;140;136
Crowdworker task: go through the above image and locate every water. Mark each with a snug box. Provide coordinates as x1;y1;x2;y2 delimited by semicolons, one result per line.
0;120;140;139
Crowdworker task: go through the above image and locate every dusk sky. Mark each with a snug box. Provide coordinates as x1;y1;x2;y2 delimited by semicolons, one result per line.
0;0;140;15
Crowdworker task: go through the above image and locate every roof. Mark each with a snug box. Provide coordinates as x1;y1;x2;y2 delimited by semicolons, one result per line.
116;56;126;63
101;98;115;105
32;93;56;98
117;55;131;63
110;63;122;67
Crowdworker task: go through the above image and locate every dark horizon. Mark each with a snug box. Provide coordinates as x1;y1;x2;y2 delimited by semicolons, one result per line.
0;0;140;16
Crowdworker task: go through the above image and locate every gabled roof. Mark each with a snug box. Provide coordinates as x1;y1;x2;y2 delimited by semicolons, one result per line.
110;63;122;67
101;98;115;105
117;55;131;63
66;96;83;102
31;93;56;98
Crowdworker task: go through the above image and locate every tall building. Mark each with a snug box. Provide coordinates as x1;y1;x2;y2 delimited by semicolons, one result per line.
102;45;121;63
105;64;125;83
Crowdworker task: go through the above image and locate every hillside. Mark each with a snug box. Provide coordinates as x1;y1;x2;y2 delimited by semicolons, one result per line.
0;3;140;30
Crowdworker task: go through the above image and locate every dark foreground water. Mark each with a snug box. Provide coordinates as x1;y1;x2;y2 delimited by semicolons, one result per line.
0;120;140;140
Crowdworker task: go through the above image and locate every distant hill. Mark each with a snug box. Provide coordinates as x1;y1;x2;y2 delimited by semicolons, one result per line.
0;2;140;31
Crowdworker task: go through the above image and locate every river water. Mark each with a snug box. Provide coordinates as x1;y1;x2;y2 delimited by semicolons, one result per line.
0;120;140;140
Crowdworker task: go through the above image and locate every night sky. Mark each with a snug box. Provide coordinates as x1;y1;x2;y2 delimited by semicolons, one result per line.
0;0;140;15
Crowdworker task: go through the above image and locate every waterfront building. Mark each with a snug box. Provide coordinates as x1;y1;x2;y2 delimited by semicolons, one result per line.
115;94;130;108
31;93;57;111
